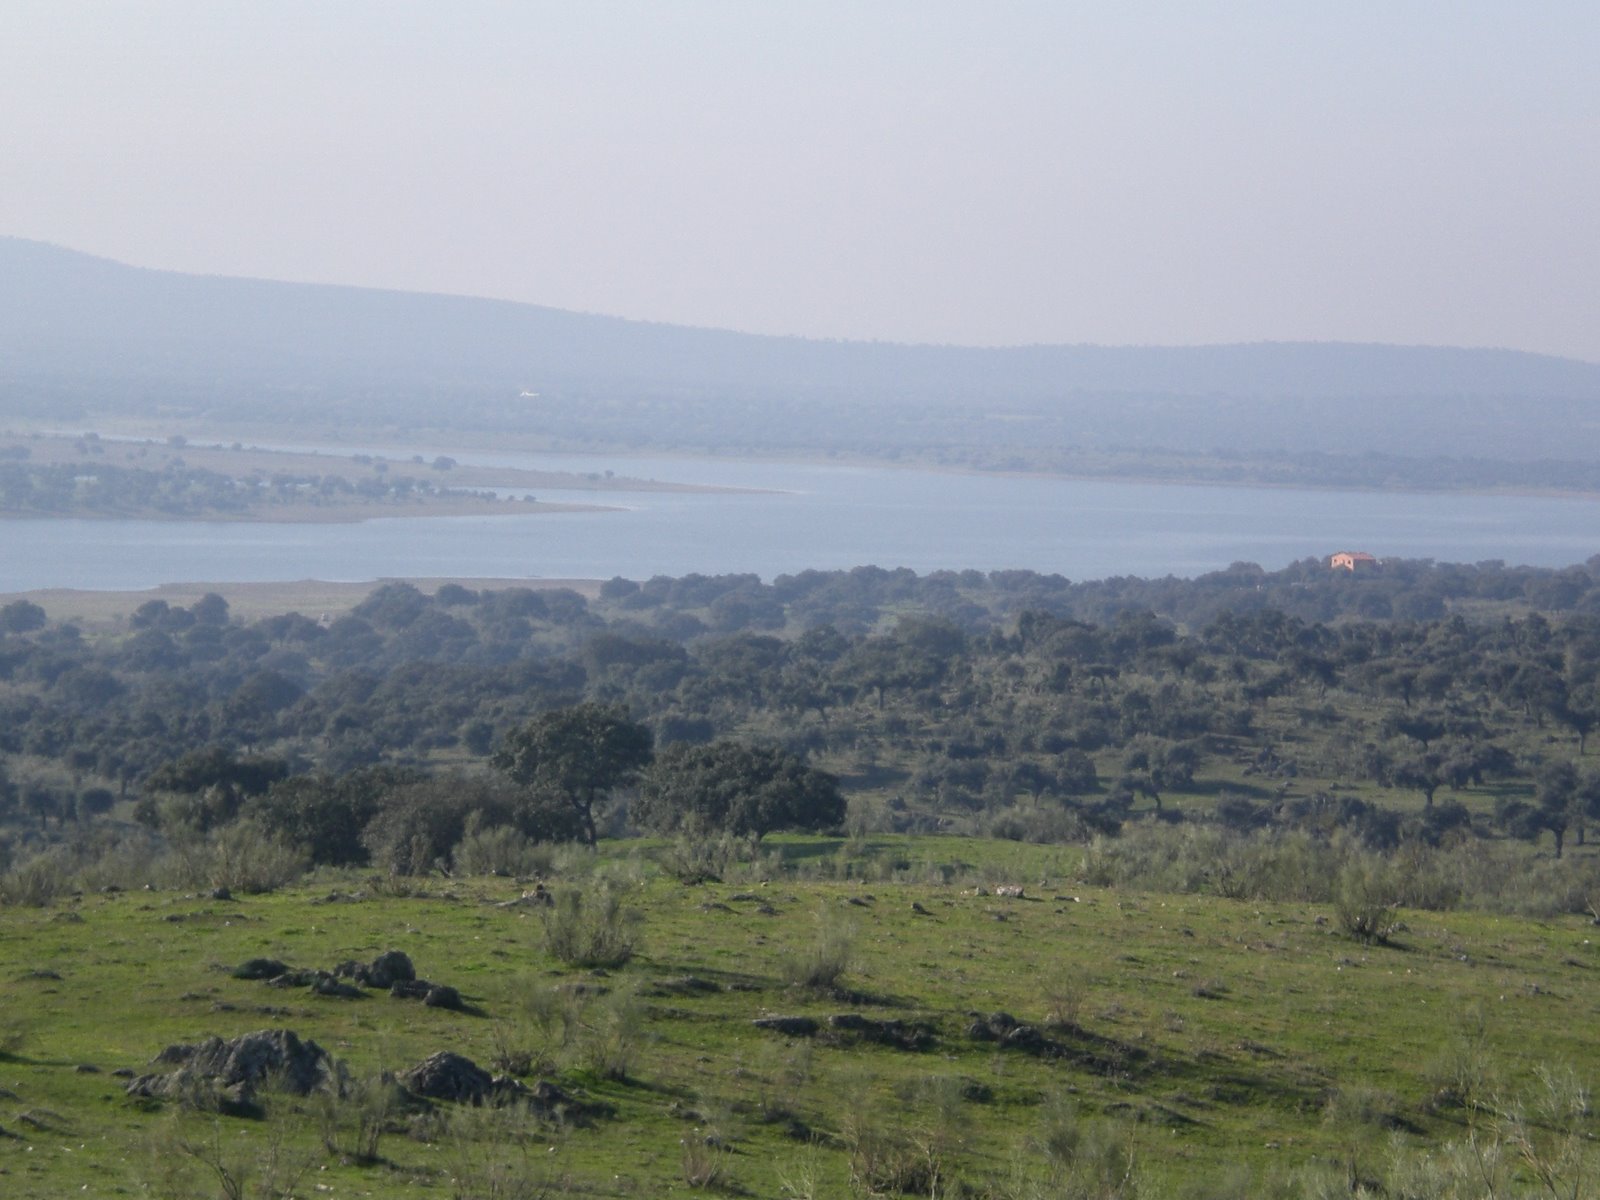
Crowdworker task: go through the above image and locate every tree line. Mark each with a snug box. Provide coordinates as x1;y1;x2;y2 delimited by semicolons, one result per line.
7;558;1600;879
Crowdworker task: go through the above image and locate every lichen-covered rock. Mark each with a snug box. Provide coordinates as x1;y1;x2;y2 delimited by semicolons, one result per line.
333;949;416;989
310;974;365;1000
398;1051;494;1104
365;950;416;988
126;1028;333;1109
422;984;462;1010
388;979;463;1009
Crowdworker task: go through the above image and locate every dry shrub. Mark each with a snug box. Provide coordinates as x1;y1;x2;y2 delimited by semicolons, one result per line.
541;884;639;969
783;908;855;992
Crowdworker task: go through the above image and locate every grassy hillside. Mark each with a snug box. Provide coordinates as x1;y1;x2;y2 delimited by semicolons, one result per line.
2;836;1596;1198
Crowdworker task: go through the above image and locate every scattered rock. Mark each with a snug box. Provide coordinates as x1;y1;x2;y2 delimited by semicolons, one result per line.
398;1051;494;1104
423;984;463;1010
73;1064;100;1074
311;975;365;1000
651;975;721;996
334;950;415;989
1002;1024;1048;1051
127;1029;333;1110
210;886;233;901
523;1078;580;1116
826;1013;936;1051
16;1109;69;1132
237;950;468;1009
957;1079;994;1103
967;1011;1017;1040
313;891;363;904
497;884;553;908
387;979;464;1009
753;1016;820;1037
397;1053;595;1118
966;1011;1049;1053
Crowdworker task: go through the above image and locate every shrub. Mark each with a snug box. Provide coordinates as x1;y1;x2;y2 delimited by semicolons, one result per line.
658;830;759;884
541;885;639;969
1032;1096;1140;1199
491;979;580;1078
680;1132;732;1190
0;846;74;906
1042;973;1089;1031
1333;859;1399;945
783;908;855;992
204;819;308;893
578;988;647;1081
315;1069;400;1165
453;821;554;878
443;1106;572;1200
1322;1081;1404;1130
159;820;307;894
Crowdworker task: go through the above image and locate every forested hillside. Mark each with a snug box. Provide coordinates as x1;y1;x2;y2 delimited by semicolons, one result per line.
6;557;1600;912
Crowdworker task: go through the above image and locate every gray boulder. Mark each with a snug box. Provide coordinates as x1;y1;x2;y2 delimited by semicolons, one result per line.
398;1051;494;1104
126;1028;333;1109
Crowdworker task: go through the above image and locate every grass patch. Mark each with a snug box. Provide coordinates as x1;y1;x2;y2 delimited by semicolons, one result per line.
0;836;1597;1197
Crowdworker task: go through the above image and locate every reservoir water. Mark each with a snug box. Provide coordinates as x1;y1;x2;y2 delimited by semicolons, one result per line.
4;452;1598;591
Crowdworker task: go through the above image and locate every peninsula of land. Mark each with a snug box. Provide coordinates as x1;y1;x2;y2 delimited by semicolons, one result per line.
0;432;755;523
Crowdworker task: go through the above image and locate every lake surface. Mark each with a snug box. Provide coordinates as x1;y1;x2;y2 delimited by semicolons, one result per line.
4;451;1599;591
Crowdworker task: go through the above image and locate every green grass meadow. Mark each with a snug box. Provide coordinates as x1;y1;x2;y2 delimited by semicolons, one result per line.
2;837;1598;1198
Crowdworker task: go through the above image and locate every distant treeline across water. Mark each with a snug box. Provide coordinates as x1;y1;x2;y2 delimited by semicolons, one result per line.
4;452;1600;591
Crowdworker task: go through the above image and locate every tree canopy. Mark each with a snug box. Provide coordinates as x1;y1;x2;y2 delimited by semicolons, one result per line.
634;740;844;839
492;704;653;847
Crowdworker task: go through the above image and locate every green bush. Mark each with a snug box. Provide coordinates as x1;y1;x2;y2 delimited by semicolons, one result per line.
453;820;554;878
160;819;308;894
658;830;739;884
541;884;639;969
0;846;75;906
782;907;855;992
315;1068;400;1165
578;988;647;1081
1333;859;1399;945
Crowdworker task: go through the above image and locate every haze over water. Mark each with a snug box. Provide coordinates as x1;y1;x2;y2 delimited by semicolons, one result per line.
4;454;1595;592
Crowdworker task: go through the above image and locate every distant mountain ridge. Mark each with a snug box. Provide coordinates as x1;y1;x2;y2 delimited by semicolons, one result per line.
3;238;1600;474
4;237;1598;401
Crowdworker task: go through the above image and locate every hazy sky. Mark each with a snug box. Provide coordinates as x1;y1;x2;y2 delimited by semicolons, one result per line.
4;2;1597;359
